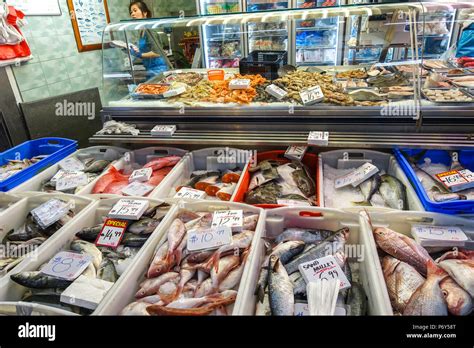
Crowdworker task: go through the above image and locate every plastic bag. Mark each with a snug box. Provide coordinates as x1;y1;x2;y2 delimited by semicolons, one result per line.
0;4;23;45
0;5;31;60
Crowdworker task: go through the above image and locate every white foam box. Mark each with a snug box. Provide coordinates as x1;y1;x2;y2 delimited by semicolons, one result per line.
80;147;188;199
0;196;168;315
318;149;424;212
236;207;390;315
10;146;128;195
360;210;474;315
158;147;250;204
94;201;265;315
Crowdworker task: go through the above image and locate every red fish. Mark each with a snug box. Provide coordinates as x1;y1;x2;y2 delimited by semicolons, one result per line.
147;175;165;187
143;156;181;171
103;180;129;194
92;166;128;193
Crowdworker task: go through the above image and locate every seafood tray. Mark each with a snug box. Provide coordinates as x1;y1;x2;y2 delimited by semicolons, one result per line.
0;138;77;192
318;150;424;211
421;88;474;104
394;149;474;215
237;207;389;315
83;147;188;198
160;147;249;203
10;146;128;195
0;197;168;315
361;210;474;316
94;201;265;315
0;193;25;215
0;193;94;282
234;150;319;209
131;84;170;100
421;59;454;71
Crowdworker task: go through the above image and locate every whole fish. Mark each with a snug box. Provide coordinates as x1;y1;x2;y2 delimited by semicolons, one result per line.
347;282;367;316
76;224;102;241
147;242;171;278
128;218;160;235
92;166;129;194
136;272;179;298
404;260;448;316
440;274;473;316
255;241;305;301
210;255;240;290
268;255;294;316
84;159;110;173
70;240;102;270
187;250;214;264
438;259;474;297
290;162;316;198
219;261;245;292
121;233;148;247
382;256;425;313
245;182;282;204
176;261;196;297
82;262;97;278
274;228;334;244
354;174;381;205
10;271;72;289
164;219;186;265
209;230;253;272
194;278;213;298
97;258;118;283
143;156;181;171
378;174;407;210
285;228;350;275
243;214;259;231
373;227;431;276
177;210;201;223
103;180;129;195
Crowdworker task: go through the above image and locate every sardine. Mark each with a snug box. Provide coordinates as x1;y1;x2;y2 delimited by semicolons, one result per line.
268;255;294;316
438;259;474;297
404;260;448;316
10;271;72;289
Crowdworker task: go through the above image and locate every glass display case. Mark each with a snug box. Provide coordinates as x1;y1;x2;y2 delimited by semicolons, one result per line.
101;1;474;124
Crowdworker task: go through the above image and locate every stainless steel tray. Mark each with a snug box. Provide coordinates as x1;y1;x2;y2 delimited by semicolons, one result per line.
421;88;474;104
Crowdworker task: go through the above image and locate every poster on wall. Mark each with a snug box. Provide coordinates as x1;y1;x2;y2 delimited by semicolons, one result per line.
6;0;61;16
67;0;110;52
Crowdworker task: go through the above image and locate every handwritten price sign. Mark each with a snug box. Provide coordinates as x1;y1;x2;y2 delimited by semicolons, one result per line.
211;210;243;232
108;199;149;220
174;187;207;200
298;255;351;290
187;226;232;251
41;251;92;281
95;219;128;248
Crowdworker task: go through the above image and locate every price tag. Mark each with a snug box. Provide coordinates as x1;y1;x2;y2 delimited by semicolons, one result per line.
411;225;468;247
124;152;132;163
150;125;177;137
121;182;155;197
108;199;149;220
211;210;243;232
300;85;324;105
95;219;128;249
276;199;311;207
265;84;288;100
285;145;308;161
163;87;186;98
59;157;85;172
174;187;207;200
435;169;474;192
298;255;351;290
294;302;309;316
41;251;92;281
229;79;251;90
50;170;68;184
187;226;232;252
56;173;88;191
129;168;153;183
334;163;379;189
31;199;71;229
308;131;329;146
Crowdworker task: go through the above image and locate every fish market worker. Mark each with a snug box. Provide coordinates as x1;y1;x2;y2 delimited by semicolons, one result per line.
456;12;474;58
129;1;168;76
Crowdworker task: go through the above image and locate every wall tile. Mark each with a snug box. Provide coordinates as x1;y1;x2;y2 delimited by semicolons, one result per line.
13;62;46;91
41;59;70;84
33;36;63;61
53;15;75;36
26;17;55;38
48;80;74;96
62;34;79;57
21;87;51;103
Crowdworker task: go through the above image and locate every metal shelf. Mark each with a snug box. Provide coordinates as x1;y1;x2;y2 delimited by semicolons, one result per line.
296;26;338;31
297;45;336;49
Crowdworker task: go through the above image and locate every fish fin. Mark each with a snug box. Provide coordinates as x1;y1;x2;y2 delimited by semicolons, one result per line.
352;200;372;206
427;260;448;280
212;252;221;273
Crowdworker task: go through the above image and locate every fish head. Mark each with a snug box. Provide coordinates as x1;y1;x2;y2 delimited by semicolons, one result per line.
440;277;473;316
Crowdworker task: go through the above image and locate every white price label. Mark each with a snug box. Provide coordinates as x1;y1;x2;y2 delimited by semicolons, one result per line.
412;225;468;243
56;173;88;191
163;87;186;98
41;251;92;281
285;146;307;161
95;219;128;249
211;210;243;232
59;157;85;172
276;199;311;207
174;187;207;200
300;85;324;105
124;152;132;163
108;199;149;220
121;182;155;197
334;163;379;189
298;255;352;290
31;199;70;229
151;125;176;134
187;226;232;252
229;79;251;90
435;169;474;192
265;84;288;100
129;168;153;183
308;131;329;146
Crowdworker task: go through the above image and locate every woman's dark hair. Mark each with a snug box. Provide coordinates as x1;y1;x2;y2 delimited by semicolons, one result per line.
129;1;152;18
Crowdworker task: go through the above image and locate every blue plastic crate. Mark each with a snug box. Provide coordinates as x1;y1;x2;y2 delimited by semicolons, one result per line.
0;137;77;192
394;148;474;215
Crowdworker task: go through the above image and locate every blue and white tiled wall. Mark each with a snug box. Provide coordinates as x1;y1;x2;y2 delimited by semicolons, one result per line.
12;0;131;103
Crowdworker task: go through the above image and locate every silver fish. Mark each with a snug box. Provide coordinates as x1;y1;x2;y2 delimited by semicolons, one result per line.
347;282;368;316
84;159;110;174
289;271;306;296
268;255;294;316
128;218;160;235
274;229;334;244
378;174;407;210
70;240;103;270
10;271;72;289
97;258;118;283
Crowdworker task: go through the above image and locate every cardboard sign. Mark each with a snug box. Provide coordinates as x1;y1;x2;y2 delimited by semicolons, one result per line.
211;210;243;232
298;255;351;290
174;187;207;200
95;219;128;248
187;226;232;252
41;251;92;281
334;163;379;189
108;199;149;220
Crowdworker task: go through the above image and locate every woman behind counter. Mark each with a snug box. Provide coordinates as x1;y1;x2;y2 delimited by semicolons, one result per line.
129;1;168;76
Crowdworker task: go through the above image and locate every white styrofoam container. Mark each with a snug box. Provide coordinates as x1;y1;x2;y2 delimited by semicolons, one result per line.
0;197;170;315
360;210;474;315
157;147;250;203
0;193;26;217
0;193;95;282
82;147;188;198
318;149;424;212
236;206;391;315
0;301;79;316
10;146;128;194
94;201;265;315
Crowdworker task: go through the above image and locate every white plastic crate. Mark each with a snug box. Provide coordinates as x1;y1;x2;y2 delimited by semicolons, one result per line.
236;206;391;315
0;197;168;315
318;149;424;212
10;146;128;194
360;210;474;315
157;147;250;203
94;201;265;315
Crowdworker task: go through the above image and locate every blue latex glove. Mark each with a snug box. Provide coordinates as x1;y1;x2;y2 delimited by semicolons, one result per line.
130;45;143;58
